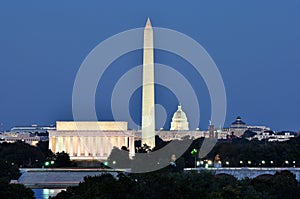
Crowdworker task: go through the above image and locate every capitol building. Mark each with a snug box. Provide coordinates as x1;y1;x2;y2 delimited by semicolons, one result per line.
170;104;189;131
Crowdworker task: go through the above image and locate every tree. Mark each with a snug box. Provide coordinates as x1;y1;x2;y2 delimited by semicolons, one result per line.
137;144;152;153
0;159;21;183
107;147;131;168
36;141;55;161
0;141;45;167
54;151;71;167
0;182;34;199
50;170;300;199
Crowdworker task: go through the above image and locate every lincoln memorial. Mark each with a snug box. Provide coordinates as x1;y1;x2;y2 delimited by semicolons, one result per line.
48;121;135;160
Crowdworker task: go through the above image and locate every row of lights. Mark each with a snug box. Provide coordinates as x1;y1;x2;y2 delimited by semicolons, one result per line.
196;160;297;167
196;160;214;168
238;160;296;165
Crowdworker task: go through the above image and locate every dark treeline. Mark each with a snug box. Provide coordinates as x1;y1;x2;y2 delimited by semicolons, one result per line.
2;135;300;170
2;136;300;198
0;158;34;199
108;135;300;168
185;136;300;168
0;141;72;198
206;136;300;167
51;170;300;199
0;141;71;168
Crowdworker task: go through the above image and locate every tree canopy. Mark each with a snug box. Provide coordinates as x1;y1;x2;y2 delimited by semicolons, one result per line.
51;170;300;199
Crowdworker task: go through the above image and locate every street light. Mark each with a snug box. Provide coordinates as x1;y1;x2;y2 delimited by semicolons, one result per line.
190;149;198;155
190;149;198;168
208;160;212;165
248;160;251;165
285;160;289;164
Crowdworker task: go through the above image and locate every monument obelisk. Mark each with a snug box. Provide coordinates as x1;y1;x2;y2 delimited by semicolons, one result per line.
142;18;155;148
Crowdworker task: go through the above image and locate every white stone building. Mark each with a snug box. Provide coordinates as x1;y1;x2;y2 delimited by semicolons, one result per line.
170;104;189;131
0;132;41;146
48;121;135;160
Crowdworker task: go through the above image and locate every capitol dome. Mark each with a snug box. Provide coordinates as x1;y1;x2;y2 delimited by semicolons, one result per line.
170;104;189;131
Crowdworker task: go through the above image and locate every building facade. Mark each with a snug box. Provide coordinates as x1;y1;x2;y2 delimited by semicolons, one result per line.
49;121;135;160
10;125;55;134
170;104;189;131
229;116;248;137
0;132;41;146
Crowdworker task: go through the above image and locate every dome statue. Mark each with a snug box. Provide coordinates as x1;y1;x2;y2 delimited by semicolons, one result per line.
170;104;189;131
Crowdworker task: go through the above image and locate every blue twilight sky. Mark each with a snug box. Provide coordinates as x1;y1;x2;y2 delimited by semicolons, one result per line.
0;0;299;132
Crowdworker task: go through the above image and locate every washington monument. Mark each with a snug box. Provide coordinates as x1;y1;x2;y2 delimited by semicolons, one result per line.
142;18;155;148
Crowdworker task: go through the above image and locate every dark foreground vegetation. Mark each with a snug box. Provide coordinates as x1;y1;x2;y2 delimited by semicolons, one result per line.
108;135;300;168
0;141;71;168
51;170;300;199
1;136;300;198
0;159;34;199
206;135;300;167
2;136;300;170
0;141;72;199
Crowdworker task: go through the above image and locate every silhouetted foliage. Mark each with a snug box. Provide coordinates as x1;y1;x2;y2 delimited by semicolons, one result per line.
54;151;71;167
52;170;300;199
107;146;131;168
108;135;300;169
206;136;300;167
36;141;55;161
0;141;45;167
0;159;20;182
0;182;34;199
241;130;256;139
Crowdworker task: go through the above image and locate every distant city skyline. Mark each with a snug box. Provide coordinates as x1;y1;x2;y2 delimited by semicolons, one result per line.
0;1;299;131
